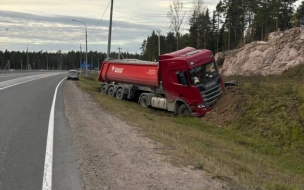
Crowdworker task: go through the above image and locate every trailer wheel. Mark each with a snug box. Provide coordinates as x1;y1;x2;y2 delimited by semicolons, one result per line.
107;86;115;96
100;84;107;94
115;88;126;100
139;95;149;108
178;104;190;116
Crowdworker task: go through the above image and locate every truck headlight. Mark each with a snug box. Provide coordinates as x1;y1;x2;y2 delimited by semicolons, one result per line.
197;104;205;108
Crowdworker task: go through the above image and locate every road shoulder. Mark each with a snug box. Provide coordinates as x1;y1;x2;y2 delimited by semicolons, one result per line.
63;81;228;190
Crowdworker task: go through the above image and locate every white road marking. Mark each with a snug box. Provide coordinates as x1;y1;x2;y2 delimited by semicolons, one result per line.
42;78;66;190
0;78;47;90
0;73;48;78
0;74;19;77
0;73;61;90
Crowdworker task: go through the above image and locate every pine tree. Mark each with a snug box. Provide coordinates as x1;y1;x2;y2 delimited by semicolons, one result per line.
296;1;304;27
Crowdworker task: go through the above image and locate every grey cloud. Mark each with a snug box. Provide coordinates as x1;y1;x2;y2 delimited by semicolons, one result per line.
0;10;162;53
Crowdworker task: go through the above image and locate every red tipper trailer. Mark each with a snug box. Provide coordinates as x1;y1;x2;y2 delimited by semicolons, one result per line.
98;47;225;117
98;59;159;87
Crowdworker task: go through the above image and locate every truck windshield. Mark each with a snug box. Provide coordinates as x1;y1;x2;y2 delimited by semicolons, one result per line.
189;61;219;85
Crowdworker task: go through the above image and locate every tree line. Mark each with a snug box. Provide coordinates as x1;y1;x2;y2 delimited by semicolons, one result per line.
141;0;304;61
0;50;141;71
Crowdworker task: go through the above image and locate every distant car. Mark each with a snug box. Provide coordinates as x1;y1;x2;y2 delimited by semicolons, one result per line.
67;70;79;80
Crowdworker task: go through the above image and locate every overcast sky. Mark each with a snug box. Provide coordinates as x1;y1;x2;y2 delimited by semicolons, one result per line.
0;0;302;54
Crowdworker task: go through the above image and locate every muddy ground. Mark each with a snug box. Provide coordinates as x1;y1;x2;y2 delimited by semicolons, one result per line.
63;81;229;190
202;86;244;127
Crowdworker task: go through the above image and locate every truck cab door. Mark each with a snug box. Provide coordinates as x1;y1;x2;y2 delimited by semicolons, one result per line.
164;70;202;104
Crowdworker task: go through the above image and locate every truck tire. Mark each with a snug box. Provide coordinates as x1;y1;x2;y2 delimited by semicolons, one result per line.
100;84;107;94
139;95;149;108
107;86;115;97
115;88;126;100
178;104;190;116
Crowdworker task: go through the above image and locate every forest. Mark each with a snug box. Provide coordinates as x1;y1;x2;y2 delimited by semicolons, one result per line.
1;0;304;70
141;0;304;60
0;50;140;71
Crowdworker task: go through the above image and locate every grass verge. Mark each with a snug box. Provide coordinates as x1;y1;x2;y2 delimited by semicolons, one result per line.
77;71;304;190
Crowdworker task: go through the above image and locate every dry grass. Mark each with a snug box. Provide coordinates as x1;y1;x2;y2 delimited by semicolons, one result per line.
77;71;304;190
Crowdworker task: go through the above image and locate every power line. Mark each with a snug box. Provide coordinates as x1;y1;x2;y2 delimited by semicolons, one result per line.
89;0;111;35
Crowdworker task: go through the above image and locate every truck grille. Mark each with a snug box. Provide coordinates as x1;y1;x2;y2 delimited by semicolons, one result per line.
199;76;223;107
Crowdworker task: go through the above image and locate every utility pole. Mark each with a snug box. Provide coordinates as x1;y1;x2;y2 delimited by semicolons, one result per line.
97;57;99;70
91;55;95;70
118;47;122;59
3;60;9;71
46;52;48;70
27;46;29;70
72;19;88;76
79;44;82;71
72;38;82;71
156;30;162;56
107;0;114;59
26;42;34;70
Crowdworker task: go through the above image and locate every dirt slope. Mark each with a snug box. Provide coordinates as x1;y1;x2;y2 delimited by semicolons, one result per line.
63;81;229;190
202;86;244;127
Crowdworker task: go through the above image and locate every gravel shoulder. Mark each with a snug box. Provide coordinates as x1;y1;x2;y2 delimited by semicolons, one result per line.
63;81;229;190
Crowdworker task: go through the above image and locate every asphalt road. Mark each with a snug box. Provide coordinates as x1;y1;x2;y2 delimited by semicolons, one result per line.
0;72;83;190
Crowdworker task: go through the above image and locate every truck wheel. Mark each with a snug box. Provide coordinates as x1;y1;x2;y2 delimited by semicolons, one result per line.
139;95;149;108
100;85;107;94
107;86;115;97
115;88;126;100
178;104;190;116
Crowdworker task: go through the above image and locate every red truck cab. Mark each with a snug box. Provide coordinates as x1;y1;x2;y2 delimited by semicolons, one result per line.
159;47;224;116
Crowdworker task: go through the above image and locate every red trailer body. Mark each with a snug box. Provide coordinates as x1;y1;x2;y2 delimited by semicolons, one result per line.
98;60;159;87
98;47;224;117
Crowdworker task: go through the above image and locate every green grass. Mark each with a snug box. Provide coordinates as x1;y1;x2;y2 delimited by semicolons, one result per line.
77;69;304;190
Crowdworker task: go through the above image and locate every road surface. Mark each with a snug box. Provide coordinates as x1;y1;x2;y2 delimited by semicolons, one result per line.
0;72;83;190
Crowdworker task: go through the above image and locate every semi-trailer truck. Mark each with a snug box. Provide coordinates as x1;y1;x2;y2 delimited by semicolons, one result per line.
98;47;225;117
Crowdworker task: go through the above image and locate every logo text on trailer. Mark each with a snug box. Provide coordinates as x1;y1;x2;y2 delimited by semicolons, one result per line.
112;66;124;73
147;69;156;75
